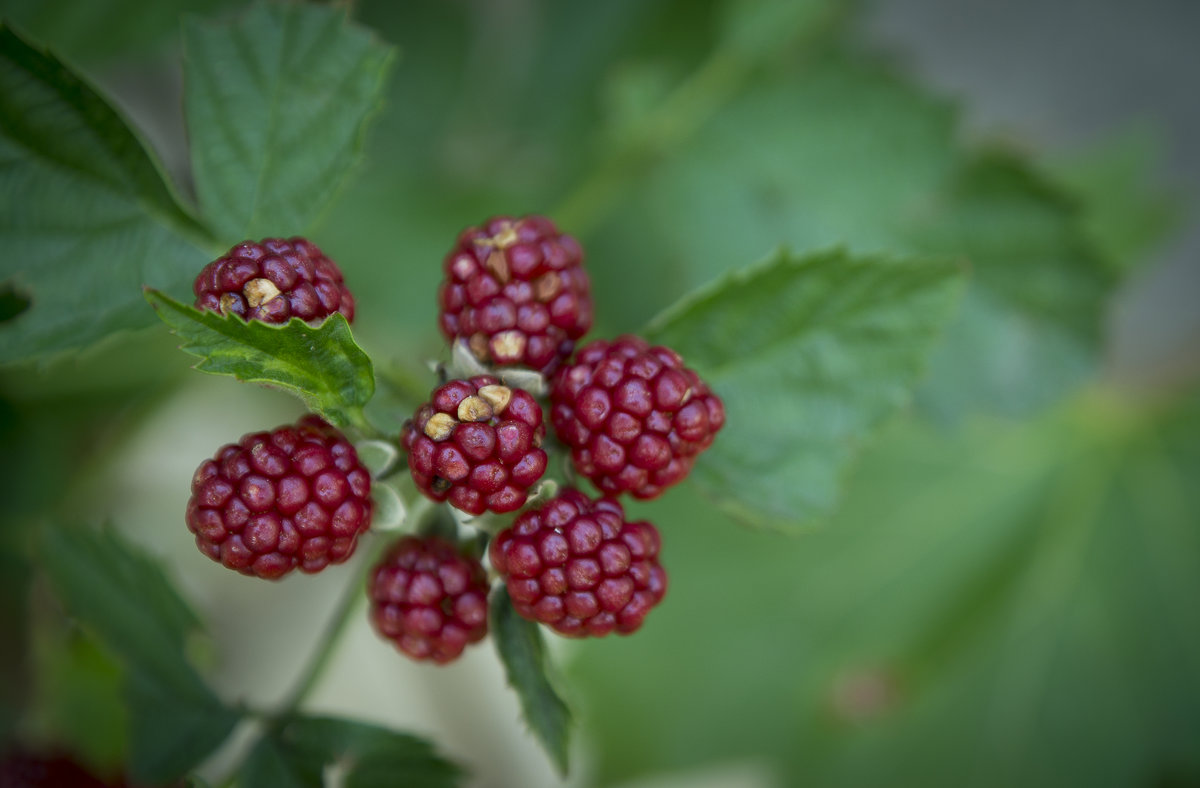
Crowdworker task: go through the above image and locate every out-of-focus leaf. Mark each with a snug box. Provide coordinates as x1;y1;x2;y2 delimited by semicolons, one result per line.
490;587;572;776
29;630;127;775
643;248;963;528
573;393;1200;787
0;24;214;364
125;674;240;786
718;0;840;59
239;715;464;788
145;289;374;428
1047;129;1180;270
590;54;1115;420
38;523;239;784
183;2;395;244
0;0;241;61
910;153;1118;420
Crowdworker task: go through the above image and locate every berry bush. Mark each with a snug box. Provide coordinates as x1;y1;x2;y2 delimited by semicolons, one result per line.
2;2;1197;788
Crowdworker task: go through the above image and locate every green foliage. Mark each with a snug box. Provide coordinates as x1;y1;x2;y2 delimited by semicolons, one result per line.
145;289;375;428
183;3;395;245
573;394;1200;786
38;523;239;783
490;588;572;776
590;52;1117;421
0;23;214;364
239;715;463;788
910;153;1117;419
645;248;963;528
1047;129;1180;270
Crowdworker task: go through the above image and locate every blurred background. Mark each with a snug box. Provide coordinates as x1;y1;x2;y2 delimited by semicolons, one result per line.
1;1;1197;786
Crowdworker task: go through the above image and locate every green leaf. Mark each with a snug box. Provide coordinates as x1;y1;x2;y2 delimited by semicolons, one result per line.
573;393;1200;787
490;587;572;776
910;153;1118;420
38;523;239;783
126;674;241;786
643;248;963;529
183;2;395;244
145;289;375;428
590;54;1115;420
1046;129;1180;271
718;0;842;59
0;23;215;364
240;715;464;788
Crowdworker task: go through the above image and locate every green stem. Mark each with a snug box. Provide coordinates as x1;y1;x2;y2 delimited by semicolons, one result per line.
274;542;378;719
553;52;747;236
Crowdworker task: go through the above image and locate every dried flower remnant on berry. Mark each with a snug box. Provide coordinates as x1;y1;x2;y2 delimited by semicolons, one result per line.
438;215;593;373
402;376;548;515
194;237;356;324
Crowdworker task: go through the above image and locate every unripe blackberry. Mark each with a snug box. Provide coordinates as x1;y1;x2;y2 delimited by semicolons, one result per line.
194;237;355;324
402;376;548;516
368;535;490;664
489;488;666;637
438;215;592;374
186;416;372;579
550;335;724;499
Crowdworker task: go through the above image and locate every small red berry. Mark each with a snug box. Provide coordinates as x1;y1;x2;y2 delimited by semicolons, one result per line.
185;416;372;579
437;215;592;374
368;536;490;663
489;488;666;637
193;237;355;324
402;376;548;516
549;335;724;499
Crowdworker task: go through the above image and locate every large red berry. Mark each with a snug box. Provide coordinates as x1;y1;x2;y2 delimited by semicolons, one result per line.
402;376;548;516
186;416;372;579
368;535;490;664
438;215;592;374
194;237;355;324
489;489;666;637
549;335;724;499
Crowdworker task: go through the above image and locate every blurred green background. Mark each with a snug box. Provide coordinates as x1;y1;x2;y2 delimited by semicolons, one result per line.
1;1;1198;786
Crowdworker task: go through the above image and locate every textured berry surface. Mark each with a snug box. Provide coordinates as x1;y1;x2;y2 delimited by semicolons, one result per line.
186;416;372;579
489;488;666;637
194;237;355;324
368;536;490;663
402;376;548;516
438;215;592;373
550;335;725;499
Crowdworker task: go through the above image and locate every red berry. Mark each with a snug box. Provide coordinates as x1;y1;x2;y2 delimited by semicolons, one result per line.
193;237;355;324
185;416;372;579
549;335;724;499
368;535;490;663
489;489;666;637
438;215;592;373
402;376;548;516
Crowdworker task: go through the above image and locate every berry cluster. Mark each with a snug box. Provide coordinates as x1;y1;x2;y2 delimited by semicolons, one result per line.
181;214;722;666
